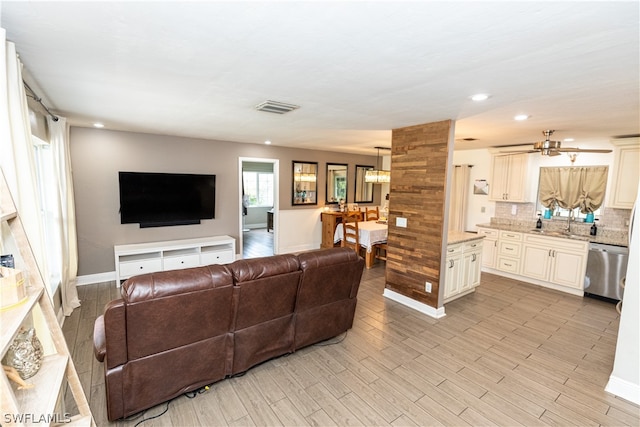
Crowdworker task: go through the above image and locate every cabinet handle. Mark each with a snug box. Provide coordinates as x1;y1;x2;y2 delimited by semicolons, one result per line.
504;262;512;267
552;250;556;257
548;249;552;257
470;244;477;247
505;247;513;251
448;248;454;252
449;259;454;268
472;254;476;262
494;241;497;247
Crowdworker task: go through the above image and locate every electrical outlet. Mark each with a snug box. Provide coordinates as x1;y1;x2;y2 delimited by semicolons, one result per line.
511;204;517;215
425;282;432;293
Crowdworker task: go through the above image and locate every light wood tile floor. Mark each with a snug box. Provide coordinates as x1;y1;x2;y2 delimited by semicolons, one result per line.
63;266;639;426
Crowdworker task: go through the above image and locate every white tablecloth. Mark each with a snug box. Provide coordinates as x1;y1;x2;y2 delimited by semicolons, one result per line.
334;220;388;252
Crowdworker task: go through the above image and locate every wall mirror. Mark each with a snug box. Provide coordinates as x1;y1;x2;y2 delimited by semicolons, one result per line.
326;163;348;204
292;161;318;205
355;165;374;203
535;166;608;219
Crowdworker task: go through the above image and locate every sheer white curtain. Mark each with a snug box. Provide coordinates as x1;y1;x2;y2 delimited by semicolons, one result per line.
0;31;49;283
449;165;471;232
48;116;81;315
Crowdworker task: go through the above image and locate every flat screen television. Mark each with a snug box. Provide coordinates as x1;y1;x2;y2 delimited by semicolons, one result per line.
119;171;216;228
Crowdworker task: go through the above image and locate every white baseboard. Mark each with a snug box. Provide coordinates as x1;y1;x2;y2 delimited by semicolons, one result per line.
383;288;446;319
278;243;321;254
606;375;640;405
75;271;116;286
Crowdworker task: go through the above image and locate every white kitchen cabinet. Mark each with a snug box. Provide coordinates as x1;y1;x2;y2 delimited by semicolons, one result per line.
462;240;483;292
443;243;463;300
608;138;639;209
521;234;589;290
477;227;498;269
496;230;522;274
444;239;483;303
488;153;529;202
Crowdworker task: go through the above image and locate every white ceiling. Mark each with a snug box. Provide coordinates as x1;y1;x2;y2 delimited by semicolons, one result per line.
2;1;638;155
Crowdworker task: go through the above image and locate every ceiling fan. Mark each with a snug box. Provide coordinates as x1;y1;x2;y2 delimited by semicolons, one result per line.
502;130;613;156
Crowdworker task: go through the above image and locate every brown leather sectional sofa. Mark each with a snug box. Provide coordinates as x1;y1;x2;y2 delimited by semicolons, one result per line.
93;247;364;421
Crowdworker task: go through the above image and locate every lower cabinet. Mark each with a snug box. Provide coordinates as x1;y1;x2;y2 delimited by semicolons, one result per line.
477;227;498;268
521;234;589;290
444;239;483;303
496;230;522;274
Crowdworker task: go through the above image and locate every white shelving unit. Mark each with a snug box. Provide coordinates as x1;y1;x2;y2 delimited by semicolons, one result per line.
1;170;94;426
114;235;236;285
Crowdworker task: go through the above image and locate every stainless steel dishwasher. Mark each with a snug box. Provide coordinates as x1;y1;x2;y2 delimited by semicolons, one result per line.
584;243;628;301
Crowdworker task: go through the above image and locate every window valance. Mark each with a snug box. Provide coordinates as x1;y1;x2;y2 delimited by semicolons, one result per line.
538;166;608;214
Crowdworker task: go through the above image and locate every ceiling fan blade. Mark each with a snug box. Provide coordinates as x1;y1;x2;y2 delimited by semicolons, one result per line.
500;150;537;154
548;151;562;156
555;147;613;153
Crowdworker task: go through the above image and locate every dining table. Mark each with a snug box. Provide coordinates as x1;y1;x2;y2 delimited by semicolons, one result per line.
334;220;388;268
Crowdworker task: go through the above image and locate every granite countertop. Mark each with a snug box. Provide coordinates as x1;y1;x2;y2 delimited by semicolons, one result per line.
448;231;485;245
475;223;628;247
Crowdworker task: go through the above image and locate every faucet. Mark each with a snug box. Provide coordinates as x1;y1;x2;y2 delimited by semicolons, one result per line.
566;209;574;233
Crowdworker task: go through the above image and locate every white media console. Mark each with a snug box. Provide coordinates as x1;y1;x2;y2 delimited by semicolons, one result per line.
114;235;236;285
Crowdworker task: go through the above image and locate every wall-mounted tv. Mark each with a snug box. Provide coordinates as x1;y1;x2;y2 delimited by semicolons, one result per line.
119;171;216;228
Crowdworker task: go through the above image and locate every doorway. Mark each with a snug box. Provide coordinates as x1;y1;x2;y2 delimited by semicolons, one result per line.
239;157;279;258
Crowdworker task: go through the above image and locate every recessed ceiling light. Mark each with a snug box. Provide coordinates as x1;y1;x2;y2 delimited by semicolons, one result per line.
564;138;574;142
470;94;490;101
514;114;530;121
264;140;272;145
93;122;104;128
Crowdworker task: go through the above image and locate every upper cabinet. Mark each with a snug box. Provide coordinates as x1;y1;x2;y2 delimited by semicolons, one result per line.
488;153;529;202
607;138;639;209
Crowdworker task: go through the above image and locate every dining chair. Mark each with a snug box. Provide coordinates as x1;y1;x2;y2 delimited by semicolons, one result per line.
375;242;388;262
365;207;379;221
341;212;361;255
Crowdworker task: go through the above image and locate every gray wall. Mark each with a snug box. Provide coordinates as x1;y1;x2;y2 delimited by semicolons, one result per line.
70;127;379;275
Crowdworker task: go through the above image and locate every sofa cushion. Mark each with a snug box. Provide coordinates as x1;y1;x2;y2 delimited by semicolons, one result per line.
122;264;235;361
296;247;364;309
228;254;301;373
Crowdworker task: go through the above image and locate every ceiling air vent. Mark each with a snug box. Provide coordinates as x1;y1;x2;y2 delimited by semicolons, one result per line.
255;100;300;114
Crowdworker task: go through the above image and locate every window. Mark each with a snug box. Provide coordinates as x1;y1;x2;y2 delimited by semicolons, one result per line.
32;136;61;294
243;171;274;207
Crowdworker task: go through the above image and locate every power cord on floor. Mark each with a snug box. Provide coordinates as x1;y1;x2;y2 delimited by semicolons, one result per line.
313;331;348;346
123;384;213;426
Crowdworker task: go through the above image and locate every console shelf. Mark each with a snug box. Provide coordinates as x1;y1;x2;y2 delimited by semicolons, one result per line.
114;235;236;285
1;169;94;426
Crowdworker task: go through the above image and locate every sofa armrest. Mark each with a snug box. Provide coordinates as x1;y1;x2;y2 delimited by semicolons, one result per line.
93;315;106;362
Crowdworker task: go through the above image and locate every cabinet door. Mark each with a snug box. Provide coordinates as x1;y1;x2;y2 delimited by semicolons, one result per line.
608;142;639;209
463;250;482;291
550;249;587;289
444;254;462;299
481;240;497;268
521;244;551;281
489;155;510;201
504;153;528;202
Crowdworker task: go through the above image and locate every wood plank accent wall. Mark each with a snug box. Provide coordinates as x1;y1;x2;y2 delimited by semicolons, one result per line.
385;120;454;308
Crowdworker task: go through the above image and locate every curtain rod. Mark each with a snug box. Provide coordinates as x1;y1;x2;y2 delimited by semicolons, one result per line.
23;81;59;122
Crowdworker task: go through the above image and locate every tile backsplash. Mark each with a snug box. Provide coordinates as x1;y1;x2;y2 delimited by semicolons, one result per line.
493;202;631;241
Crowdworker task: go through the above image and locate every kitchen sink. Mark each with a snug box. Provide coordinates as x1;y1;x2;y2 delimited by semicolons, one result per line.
529;229;585;239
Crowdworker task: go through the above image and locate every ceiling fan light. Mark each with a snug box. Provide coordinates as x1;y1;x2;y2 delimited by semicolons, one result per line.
514;114;530;121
